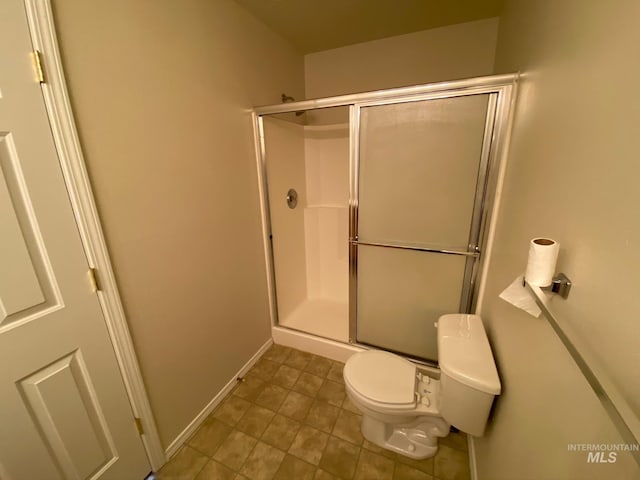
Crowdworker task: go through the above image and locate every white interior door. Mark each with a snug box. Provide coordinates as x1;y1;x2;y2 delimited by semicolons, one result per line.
0;1;150;479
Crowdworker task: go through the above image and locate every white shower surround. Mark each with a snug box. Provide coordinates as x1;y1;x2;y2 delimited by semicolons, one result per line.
264;117;350;343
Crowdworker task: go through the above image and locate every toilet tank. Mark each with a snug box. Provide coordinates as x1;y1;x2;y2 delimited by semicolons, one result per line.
437;314;501;436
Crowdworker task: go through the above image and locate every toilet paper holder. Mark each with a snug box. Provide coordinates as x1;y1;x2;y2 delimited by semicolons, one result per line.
524;272;572;299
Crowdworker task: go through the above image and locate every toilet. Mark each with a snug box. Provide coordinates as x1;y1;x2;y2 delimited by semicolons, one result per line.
343;313;501;459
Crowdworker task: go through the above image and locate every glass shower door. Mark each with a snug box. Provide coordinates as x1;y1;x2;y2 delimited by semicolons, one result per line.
354;94;494;361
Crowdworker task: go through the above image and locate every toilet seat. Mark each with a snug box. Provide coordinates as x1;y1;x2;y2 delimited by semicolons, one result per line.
344;350;417;412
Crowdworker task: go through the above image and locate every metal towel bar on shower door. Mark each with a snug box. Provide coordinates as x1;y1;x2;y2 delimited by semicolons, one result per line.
350;239;480;257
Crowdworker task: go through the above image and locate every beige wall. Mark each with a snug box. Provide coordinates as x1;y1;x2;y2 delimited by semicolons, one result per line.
304;18;499;99
51;0;304;448
476;0;640;478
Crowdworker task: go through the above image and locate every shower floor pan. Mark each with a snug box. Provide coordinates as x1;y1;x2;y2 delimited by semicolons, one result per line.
278;298;348;343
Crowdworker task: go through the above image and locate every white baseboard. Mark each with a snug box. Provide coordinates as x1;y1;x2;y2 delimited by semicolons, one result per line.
272;326;363;363
468;435;478;480
163;338;273;460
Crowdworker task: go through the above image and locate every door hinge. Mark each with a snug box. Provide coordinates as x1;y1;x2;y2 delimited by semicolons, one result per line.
88;268;102;292
32;50;46;84
134;417;145;435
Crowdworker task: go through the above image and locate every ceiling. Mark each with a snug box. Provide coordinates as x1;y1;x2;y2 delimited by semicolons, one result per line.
235;0;504;54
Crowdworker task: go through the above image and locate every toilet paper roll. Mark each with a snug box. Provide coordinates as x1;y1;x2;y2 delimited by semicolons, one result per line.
524;238;559;287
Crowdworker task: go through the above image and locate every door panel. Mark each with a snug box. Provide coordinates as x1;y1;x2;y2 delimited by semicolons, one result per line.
355;95;491;360
358;95;489;250
18;351;117;479
0;133;59;327
0;134;46;318
0;1;149;478
356;245;466;360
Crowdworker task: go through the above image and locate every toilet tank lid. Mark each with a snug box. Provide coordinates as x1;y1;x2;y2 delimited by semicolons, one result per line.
438;314;501;395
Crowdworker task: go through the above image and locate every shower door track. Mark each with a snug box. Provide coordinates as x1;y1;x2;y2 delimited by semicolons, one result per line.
253;74;516;116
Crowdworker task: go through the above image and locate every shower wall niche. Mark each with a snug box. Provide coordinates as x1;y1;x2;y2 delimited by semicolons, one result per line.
262;107;350;342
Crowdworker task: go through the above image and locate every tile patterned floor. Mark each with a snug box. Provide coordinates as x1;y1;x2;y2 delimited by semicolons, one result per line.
158;345;471;480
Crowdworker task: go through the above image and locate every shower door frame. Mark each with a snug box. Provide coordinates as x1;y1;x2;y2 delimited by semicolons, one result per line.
252;74;516;355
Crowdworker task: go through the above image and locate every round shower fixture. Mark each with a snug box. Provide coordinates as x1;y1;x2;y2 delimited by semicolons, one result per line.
285;188;298;209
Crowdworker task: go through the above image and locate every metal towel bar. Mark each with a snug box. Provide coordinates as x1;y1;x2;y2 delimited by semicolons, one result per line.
350;240;479;257
526;281;640;465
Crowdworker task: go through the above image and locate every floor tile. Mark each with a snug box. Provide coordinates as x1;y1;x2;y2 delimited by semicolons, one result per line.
292;372;324;397
158;446;208;480
314;470;340;480
233;376;266;402
317;380;345;407
239;441;286;480
235;404;275;438
304;355;333;377
284;350;313;370
288;424;329;466
393;463;433;480
332;409;363;445
249;358;280;381
262;344;292;364
278;390;314;421
261;414;301;451
440;430;468;452
395;452;433;475
274;454;316;480
254;383;288;411
341;396;361;414
187;417;233;457
362;439;396;460
156;348;472;480
326;362;344;383
271;364;302;389
355;449;394;480
434;445;470;480
213;430;258;471
194;460;235;480
318;436;361;479
305;399;340;433
213;396;252;426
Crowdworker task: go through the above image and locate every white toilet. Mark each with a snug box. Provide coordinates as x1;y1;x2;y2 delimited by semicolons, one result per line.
343;313;501;459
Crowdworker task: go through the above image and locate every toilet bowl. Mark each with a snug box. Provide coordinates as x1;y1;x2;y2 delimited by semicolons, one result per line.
343;314;501;459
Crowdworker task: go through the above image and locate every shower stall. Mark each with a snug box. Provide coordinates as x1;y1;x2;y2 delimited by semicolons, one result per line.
253;74;515;364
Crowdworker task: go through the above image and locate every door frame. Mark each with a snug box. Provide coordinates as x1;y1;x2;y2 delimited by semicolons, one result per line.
23;0;165;470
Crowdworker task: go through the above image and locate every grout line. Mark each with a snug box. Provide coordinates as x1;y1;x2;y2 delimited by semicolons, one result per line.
234;436;260;477
315;427;333;475
351;439;363;479
191;447;209;479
